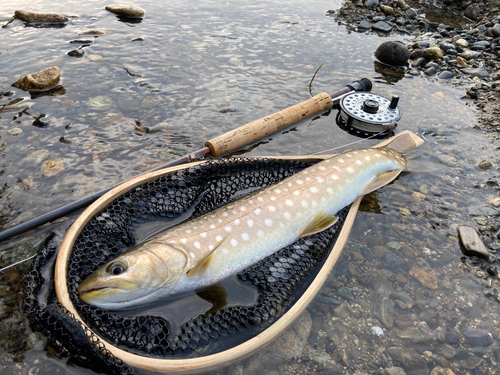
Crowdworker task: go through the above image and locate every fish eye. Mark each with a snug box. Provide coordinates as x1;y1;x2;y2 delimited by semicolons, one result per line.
107;261;127;276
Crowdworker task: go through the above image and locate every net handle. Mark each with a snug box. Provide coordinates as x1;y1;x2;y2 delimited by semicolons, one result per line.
205;92;333;157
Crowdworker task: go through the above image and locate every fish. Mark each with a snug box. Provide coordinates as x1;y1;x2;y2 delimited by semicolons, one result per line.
78;140;410;310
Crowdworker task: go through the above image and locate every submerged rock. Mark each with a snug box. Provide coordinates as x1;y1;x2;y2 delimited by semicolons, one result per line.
78;29;106;35
458;225;490;259
16;67;60;91
375;41;410;66
388;347;430;375
41;159;64;177
105;4;145;17
14;10;67;23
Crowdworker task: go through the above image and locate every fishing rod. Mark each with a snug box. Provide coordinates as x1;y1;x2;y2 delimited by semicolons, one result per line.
0;78;372;243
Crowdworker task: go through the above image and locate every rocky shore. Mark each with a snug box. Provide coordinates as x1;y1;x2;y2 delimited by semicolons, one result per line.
330;0;500;136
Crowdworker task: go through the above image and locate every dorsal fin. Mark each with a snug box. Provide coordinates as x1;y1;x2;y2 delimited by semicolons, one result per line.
299;211;338;238
186;235;228;278
362;169;401;194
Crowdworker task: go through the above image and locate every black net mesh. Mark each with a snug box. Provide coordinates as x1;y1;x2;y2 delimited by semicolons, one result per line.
22;157;349;374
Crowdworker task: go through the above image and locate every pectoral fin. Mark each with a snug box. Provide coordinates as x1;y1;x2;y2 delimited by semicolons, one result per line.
362;169;401;194
186;235;228;278
196;282;228;315
299;211;338;238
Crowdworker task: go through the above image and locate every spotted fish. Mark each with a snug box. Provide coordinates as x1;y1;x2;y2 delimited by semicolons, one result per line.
78;142;409;310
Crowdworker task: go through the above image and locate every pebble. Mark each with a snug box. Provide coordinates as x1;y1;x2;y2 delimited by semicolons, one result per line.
78;29;106;35
40;159;64;177
457;225;490;259
478;160;492;169
388;347;430;375
86;96;114;111
87;54;103;61
409;266;438;289
371;326;384;336
463;329;493;347
438;71;454;79
105;4;145;17
372;21;392;33
461;67;491;78
7;127;23;136
358;20;370;30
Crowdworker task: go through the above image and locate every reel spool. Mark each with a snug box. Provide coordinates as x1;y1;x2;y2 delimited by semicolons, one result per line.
336;92;402;138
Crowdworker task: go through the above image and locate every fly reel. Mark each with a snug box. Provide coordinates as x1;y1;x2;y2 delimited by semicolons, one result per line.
335;92;402;138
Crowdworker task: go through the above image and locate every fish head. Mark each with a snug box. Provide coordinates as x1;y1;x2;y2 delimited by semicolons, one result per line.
78;242;188;309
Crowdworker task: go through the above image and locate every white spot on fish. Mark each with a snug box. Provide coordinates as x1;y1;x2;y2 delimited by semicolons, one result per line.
293;191;300;196
181;238;187;244
331;174;339;180
201;232;207;238
240;206;247;211
230;239;238;247
216;235;222;242
218;219;223;223
338;158;344;163
274;188;281;194
381;150;387;154
254;208;261;215
268;206;276;212
223;212;228;217
232;210;237;215
242;233;250;241
353;151;358;154
249;200;254;204
286;199;294;206
346;153;352;158
247;219;254;227
296;180;304;185
356;160;362;165
271;196;277;201
310;187;318;193
316;177;324;183
225;226;232;232
327;188;334;194
364;156;371;161
333;166;341;171
375;153;382;158
265;219;273;226
222;248;228;254
284;212;291;220
306;177;311;181
319;166;326;170
288;182;292;187
258;197;264;202
194;241;201;249
190;251;196;259
347;167;354;173
312;201;318;207
210;224;216;229
362;149;368;152
186;229;192;234
234;219;240;225
257;230;264;238
301;200;308;208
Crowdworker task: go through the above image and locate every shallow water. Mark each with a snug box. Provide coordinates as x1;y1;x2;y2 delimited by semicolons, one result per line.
1;0;499;374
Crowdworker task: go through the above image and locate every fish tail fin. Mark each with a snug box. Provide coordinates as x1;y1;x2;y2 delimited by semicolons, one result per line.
384;133;417;154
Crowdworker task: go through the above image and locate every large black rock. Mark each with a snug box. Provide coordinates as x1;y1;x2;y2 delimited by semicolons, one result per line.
375;41;410;66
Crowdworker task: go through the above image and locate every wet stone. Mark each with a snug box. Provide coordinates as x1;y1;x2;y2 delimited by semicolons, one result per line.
105;4;145;17
387;368;407;375
86;96;114;111
14;10;67;23
394;315;413;329
372;21;392;33
16;66;60;91
358;20;370;30
79;29;106;35
467;204;499;216
438;71;454;79
388;347;430;375
458;225;490;259
462;67;491;78
438;154;457;166
337;286;354;300
460;355;483;370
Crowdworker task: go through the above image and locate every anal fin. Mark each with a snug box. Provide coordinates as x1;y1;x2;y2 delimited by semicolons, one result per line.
196;282;228;315
299;211;338;238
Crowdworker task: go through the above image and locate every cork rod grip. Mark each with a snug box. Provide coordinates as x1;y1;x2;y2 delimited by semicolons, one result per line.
205;92;333;157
